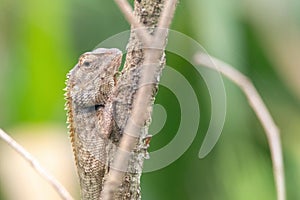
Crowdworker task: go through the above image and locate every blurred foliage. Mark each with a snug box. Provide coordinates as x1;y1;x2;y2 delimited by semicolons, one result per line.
0;0;300;199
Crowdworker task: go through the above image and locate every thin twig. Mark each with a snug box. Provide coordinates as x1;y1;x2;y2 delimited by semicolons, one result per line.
114;0;143;29
157;0;177;29
114;0;151;45
0;129;74;200
194;53;286;200
153;0;177;50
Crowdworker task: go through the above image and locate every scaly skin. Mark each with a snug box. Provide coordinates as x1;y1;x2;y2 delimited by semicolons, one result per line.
65;48;122;200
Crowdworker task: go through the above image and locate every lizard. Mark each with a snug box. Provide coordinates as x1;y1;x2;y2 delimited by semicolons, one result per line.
65;48;122;200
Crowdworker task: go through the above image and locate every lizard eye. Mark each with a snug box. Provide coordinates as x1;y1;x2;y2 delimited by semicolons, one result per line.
83;61;91;67
79;54;94;67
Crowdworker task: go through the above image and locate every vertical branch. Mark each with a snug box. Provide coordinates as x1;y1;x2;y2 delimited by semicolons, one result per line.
101;0;177;199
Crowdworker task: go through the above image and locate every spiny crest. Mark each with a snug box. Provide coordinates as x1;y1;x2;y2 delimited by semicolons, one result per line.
64;74;77;164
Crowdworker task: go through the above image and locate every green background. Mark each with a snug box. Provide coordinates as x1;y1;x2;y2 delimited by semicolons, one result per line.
0;0;299;199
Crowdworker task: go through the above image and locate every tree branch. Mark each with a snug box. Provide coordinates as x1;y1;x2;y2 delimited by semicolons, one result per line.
100;0;177;199
0;129;74;200
194;53;286;200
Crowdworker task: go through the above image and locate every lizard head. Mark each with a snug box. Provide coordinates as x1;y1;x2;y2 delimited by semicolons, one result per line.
65;48;123;108
68;48;122;89
74;48;122;81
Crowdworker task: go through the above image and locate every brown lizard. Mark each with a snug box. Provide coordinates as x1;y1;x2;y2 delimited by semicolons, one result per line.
65;48;122;200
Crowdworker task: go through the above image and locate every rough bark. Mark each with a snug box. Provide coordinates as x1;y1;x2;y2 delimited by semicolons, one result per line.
109;0;167;199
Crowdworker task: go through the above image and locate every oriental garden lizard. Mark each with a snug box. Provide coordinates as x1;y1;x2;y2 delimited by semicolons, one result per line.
65;48;122;200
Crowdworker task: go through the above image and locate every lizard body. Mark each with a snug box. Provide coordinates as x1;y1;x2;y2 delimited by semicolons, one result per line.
65;48;122;200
